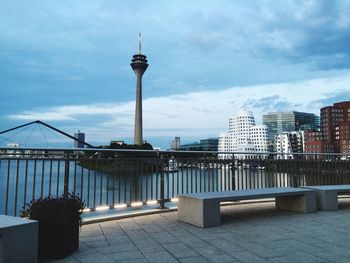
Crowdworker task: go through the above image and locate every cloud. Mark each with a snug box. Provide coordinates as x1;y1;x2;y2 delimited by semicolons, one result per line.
180;1;350;70
309;89;350;107
242;95;298;113
8;75;350;142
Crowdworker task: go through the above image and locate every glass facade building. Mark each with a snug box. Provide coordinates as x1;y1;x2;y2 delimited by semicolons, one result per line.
262;111;319;142
180;138;218;151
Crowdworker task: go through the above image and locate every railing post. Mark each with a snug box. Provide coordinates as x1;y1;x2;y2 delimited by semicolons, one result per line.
231;153;235;190
159;153;166;209
64;152;70;197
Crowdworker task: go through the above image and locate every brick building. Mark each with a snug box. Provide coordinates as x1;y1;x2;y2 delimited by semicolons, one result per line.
304;101;350;156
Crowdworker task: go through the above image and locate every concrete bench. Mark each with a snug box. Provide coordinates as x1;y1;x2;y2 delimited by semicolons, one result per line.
178;187;317;227
305;185;350;211
0;215;38;263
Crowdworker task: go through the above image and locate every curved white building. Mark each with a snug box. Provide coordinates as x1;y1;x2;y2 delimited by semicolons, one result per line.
219;111;268;159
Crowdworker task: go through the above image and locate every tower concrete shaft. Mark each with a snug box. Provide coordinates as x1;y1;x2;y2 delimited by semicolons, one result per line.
130;42;148;145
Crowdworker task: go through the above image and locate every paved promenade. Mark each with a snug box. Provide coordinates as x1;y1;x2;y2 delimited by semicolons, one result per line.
51;199;350;263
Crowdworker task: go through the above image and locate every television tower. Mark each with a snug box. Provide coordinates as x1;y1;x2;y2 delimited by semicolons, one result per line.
131;33;148;145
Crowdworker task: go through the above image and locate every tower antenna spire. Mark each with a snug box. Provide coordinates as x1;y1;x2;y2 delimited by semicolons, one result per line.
138;32;142;54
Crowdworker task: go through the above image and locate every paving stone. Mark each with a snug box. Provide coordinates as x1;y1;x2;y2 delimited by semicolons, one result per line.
165;226;192;237
187;230;222;240
80;229;103;238
175;235;211;249
229;250;272;263
275;239;324;254
194;246;234;263
82;224;101;232
178;256;210;263
71;243;98;257
96;242;136;254
118;221;142;231
74;252;116;263
80;234;107;242
141;224;164;233
133;238;166;253
269;251;325;263
230;239;284;258
47;256;81;263
118;259;148;263
99;221;120;228
163;242;198;258
143;251;178;263
107;250;144;261
310;251;350;263
83;240;110;248
104;234;129;242
206;239;245;254
150;232;179;244
103;229;126;236
124;229;150;240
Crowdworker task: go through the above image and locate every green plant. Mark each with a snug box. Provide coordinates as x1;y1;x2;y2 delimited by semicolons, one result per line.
21;193;85;226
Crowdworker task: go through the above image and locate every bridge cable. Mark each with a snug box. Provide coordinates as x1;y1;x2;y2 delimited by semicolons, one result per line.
0;124;32;146
23;123;38;147
38;124;49;147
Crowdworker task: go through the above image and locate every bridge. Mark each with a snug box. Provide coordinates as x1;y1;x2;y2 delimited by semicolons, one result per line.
0;120;94;148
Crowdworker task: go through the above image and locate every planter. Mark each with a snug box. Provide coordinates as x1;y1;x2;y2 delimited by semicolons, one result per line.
20;194;85;260
38;220;79;259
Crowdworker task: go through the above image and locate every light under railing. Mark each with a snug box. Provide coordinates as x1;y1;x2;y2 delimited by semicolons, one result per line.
95;206;110;211
114;204;127;209
131;202;143;207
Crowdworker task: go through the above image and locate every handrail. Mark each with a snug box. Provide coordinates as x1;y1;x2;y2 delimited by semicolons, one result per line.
0;147;349;156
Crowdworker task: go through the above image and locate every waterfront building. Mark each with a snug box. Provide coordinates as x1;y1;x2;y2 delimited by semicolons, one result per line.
218;110;268;159
6;143;20;148
170;137;181;150
218;133;235;159
274;131;304;159
321;101;350;153
305;101;350;155
262;111;319;143
304;130;334;158
131;33;148;145
74;131;85;148
5;143;21;157
180;138;219;151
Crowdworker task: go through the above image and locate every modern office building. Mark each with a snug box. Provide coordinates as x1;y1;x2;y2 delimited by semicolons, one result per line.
218;110;268;159
180;138;219;151
263;111;319;142
170;137;181;150
131;33;148;145
305;101;350;155
199;138;219;151
274;131;304;159
74;131;85;148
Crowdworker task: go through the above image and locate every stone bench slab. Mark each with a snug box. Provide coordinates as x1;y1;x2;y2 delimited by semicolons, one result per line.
178;187;317;228
0;215;38;263
305;185;350;211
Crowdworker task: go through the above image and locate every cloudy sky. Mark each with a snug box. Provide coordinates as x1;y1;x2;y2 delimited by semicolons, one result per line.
1;0;350;149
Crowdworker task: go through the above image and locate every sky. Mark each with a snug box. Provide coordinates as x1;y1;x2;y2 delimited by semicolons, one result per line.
1;0;350;149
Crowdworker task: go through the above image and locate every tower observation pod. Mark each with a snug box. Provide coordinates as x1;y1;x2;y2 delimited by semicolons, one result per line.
130;33;148;145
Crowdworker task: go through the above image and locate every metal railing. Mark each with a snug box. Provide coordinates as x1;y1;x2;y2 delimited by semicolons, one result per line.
1;147;350;217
